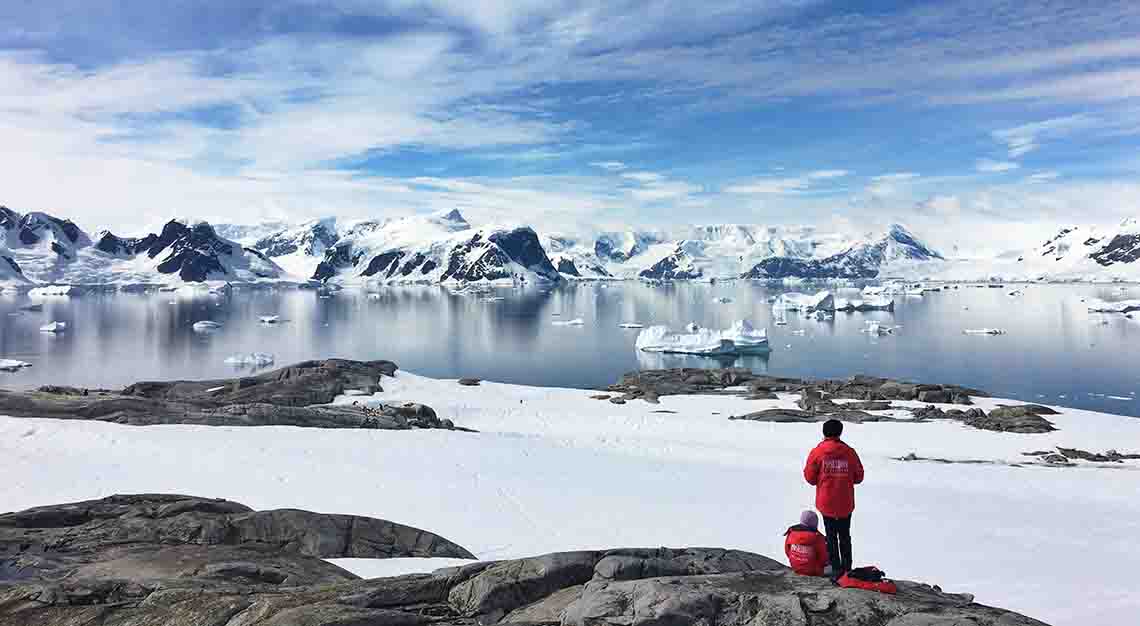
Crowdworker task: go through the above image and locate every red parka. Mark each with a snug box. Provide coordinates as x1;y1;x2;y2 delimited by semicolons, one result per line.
804;437;864;518
784;525;828;576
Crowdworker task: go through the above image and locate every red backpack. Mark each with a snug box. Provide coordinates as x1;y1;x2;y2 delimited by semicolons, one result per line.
837;566;897;594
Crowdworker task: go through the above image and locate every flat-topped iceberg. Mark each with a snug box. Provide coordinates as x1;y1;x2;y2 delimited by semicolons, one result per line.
1087;299;1140;314
773;290;835;312
636;319;769;355
836;296;895;312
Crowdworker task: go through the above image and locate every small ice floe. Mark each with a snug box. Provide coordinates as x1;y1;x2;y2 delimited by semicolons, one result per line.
39;321;67;333
712;297;733;304
259;315;280;324
791;329;806;336
0;359;33;372
1107;396;1132;401
1008;289;1023;297
204;385;227;393
367;293;382;300
860;321;898;335
963;328;1006;335
192;321;223;333
1087;299;1140;314
224;353;275;368
29;285;77;297
484;296;506;303
774;291;835;312
618;322;644;329
685;322;701;332
812;309;833;321
552;318;585;326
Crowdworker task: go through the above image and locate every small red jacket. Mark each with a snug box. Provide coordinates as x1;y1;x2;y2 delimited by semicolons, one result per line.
804;437;864;518
784;525;828;576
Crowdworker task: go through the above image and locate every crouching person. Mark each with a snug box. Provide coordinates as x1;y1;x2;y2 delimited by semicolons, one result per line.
784;510;828;576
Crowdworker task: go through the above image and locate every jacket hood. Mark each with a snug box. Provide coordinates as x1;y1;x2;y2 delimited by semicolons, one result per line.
784;524;820;536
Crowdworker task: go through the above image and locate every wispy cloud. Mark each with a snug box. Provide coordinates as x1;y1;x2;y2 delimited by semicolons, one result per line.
590;161;627;171
725;169;850;194
975;159;1020;173
1025;170;1061;183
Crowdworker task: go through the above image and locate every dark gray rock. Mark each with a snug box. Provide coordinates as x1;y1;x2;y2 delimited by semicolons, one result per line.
458;378;482;386
0;496;1049;626
0;359;464;430
969;406;1058;433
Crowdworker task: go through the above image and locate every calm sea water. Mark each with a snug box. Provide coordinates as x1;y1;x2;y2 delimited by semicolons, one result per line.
2;283;1138;416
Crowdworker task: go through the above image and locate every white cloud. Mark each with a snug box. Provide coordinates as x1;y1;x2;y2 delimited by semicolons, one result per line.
590;161;628;171
871;172;920;182
725;169;849;194
1025;171;1061;183
975;159;1020;173
620;171;665;183
992;114;1097;158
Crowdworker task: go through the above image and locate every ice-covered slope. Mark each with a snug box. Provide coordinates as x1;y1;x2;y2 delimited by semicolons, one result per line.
249;218;339;279
1;206;91;261
313;210;562;286
0;249;31;291
743;224;943;280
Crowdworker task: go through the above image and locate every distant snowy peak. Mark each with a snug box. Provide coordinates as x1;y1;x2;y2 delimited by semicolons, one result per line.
594;231;663;262
314;212;561;285
97;220;284;282
212;220;290;245
1029;217;1140;269
639;241;704;280
1;206;90;260
253;218;339;258
742;223;942;280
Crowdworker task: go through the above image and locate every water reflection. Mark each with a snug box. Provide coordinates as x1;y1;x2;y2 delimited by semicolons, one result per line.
1;282;1139;416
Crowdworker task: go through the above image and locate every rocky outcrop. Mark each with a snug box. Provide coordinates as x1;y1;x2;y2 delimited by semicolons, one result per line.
0;359;464;430
0;497;1047;626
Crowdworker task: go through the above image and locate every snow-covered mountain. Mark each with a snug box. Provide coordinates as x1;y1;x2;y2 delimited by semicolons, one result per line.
1;205;287;288
247;218;340;278
742;224;943;280
312;210;562;286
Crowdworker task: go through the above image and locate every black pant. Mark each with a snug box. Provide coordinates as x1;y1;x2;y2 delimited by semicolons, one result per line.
823;515;852;575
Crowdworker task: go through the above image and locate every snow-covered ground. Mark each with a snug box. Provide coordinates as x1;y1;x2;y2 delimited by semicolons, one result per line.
2;372;1138;625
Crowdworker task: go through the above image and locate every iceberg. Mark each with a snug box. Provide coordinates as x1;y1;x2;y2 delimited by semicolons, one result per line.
0;359;32;372
963;328;1007;335
224;353;276;368
29;285;78;297
192;321;223;333
712;297;733;304
773;291;835;312
552;318;585;326
861;321;898;335
1087;299;1140;314
835;296;894;312
39;321;67;333
258;315;280;324
618;322;644;329
636;319;769;355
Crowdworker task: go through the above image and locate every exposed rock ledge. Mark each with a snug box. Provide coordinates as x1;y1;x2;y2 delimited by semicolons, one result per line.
0;359;461;430
0;494;1047;626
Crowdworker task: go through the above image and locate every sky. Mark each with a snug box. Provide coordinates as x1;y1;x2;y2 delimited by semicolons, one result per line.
2;0;1140;254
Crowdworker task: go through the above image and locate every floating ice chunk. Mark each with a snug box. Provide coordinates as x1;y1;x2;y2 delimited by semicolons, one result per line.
774;291;835;312
1107;396;1132;401
1087;299;1140;314
963;328;1006;335
637;319;768;355
29;285;77;297
720;320;769;353
204;385;227;393
861;321;898;335
259;315;280;324
712;297;733;304
685;322;701;332
1008;289;1023;297
835;296;894;312
552;318;585;326
861;285;887;296
791;329;806;336
619;322;644;329
224;353;275;368
39;321;67;333
484;296;505;302
0;359;32;372
192;321;223;333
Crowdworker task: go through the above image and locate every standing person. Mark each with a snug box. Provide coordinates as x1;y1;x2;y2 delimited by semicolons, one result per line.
784;510;829;576
804;419;864;579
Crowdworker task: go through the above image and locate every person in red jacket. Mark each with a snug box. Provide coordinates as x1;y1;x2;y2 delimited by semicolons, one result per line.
784;510;829;576
804;419;864;578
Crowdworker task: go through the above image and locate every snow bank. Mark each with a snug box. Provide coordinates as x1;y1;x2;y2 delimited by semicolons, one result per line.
3;372;1139;625
773;290;835;312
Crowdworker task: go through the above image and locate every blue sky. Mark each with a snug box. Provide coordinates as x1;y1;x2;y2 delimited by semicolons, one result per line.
2;0;1140;251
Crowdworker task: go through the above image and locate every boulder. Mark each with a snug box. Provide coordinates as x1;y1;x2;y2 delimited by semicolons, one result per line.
0;496;1050;626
